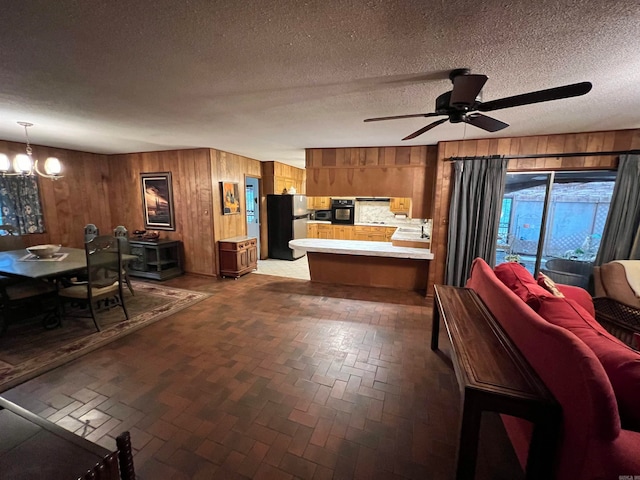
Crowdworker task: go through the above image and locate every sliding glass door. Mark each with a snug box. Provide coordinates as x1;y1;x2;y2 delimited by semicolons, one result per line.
495;170;616;286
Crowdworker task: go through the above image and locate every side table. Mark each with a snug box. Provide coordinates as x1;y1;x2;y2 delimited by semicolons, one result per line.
128;239;183;281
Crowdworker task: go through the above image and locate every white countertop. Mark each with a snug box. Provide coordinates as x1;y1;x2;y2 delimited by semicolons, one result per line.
306;221;431;244
289;239;433;260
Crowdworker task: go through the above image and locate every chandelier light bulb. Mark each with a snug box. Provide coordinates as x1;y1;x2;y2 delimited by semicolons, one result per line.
43;157;62;175
14;153;33;173
0;153;10;172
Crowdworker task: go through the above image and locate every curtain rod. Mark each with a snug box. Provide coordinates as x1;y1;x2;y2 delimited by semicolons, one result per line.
447;149;640;161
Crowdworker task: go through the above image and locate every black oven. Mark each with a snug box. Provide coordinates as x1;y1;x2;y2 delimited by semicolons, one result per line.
331;199;355;225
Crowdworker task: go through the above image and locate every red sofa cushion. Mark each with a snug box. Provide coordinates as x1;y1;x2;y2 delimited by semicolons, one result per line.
493;262;552;309
537;296;640;431
556;284;596;317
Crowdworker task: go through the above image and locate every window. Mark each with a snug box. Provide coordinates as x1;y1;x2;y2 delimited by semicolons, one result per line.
494;170;616;282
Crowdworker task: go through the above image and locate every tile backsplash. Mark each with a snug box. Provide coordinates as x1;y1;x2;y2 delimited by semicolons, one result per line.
356;201;397;223
355;200;432;235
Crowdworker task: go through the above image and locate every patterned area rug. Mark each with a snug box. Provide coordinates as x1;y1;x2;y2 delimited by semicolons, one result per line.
0;282;209;393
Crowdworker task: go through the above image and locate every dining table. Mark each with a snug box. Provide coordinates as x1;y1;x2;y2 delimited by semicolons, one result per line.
0;247;137;280
0;247;137;330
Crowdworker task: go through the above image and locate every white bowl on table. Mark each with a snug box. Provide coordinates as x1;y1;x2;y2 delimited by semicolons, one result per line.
26;244;61;259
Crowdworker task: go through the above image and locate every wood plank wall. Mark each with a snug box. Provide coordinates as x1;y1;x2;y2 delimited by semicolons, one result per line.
109;149;216;276
428;129;640;297
305;146;438;219
0;140;110;248
209;149;262;273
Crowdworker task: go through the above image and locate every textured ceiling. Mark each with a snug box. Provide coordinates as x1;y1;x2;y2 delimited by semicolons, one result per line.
1;1;639;168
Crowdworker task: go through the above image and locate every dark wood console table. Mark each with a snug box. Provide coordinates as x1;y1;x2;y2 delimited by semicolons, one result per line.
431;285;560;480
128;239;183;281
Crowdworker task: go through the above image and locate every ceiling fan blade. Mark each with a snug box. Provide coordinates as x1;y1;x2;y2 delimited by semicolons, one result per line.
478;81;592;112
464;113;509;132
364;112;443;122
402;118;449;140
450;74;488;106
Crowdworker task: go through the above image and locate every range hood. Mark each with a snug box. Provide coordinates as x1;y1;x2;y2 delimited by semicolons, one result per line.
355;197;390;202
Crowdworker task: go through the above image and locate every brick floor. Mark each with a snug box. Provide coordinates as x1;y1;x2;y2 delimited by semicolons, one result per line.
3;273;522;479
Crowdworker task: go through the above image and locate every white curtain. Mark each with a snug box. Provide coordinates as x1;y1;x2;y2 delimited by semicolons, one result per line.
445;157;509;286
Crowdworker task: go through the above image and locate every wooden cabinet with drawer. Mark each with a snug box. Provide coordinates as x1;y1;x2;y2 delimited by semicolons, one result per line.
354;226;386;242
219;236;258;278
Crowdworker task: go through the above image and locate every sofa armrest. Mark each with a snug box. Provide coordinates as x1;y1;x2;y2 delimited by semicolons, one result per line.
608;429;640;474
557;284;595;317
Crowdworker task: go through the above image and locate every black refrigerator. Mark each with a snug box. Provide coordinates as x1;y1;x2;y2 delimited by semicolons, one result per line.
267;194;308;260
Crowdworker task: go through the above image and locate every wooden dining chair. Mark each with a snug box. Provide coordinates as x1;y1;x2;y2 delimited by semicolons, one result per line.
57;235;129;332
78;431;136;480
0;224;57;335
84;224;99;243
113;226;134;296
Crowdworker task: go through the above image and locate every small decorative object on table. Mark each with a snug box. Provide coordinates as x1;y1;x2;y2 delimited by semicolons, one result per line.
26;244;61;259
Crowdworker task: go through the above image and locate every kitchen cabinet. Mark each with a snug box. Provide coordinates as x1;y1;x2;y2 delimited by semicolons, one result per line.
307;197;331;210
129;239;183;281
390;197;412;215
317;224;333;239
332;225;354;240
219;236;258;278
384;227;397;242
307;223;319;238
275;176;303;195
353;226;387;242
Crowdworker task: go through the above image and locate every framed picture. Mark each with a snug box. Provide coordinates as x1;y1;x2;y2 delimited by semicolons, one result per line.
141;172;175;230
221;182;241;215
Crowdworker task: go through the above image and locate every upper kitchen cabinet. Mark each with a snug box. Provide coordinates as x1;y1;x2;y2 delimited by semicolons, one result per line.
307;196;331;210
262;161;306;195
305;146;437;219
390;197;411;215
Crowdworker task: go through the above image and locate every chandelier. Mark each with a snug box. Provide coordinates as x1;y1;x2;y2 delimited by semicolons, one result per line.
0;122;64;179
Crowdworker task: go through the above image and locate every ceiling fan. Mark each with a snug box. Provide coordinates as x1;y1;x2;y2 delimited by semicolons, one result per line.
364;68;592;140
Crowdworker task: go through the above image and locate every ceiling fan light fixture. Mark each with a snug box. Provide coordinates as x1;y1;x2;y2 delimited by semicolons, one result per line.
363;69;592;141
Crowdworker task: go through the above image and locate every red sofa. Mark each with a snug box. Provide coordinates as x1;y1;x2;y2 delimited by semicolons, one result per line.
465;258;640;480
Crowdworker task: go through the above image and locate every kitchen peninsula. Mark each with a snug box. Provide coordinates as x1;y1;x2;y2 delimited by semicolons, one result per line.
289;228;433;291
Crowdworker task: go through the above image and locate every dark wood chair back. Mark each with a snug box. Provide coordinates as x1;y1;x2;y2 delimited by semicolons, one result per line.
78;431;136;480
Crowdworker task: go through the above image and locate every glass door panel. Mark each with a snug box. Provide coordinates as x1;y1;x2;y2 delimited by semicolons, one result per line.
496;173;549;275
494;170;616;285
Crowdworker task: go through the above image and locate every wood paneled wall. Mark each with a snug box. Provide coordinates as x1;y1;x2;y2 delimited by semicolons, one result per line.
0;140;110;249
109;149;216;276
210;149;262;273
428;129;640;297
305;146;438;219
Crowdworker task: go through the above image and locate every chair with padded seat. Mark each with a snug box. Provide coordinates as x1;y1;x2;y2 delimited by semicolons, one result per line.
0;224;58;335
113;225;134;296
57;235;129;332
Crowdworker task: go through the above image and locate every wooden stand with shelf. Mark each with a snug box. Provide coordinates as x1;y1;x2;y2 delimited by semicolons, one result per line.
219;236;258;278
128;239;183;281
